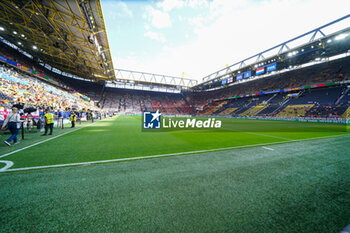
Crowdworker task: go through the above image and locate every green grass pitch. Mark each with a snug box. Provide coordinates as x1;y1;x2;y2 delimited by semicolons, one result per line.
0;115;349;232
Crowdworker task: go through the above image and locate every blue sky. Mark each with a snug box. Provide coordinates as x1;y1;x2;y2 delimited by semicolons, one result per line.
101;0;350;80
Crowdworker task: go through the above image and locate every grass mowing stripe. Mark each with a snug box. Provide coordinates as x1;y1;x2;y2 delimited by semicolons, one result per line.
2;134;349;233
3;115;349;169
0;125;91;159
3;133;349;173
245;132;292;141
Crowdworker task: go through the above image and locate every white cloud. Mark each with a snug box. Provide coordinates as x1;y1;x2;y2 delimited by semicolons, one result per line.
157;0;185;11
156;0;208;11
117;1;133;17
187;15;206;29
187;0;210;8
115;0;350;80
146;7;172;29
101;1;133;20
144;31;167;43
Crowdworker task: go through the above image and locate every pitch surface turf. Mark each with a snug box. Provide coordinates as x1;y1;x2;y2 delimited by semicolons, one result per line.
0;115;348;169
0;115;350;232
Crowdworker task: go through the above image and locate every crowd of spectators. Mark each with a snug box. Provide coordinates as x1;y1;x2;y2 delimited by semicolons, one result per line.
1;37;349;120
187;57;350;108
101;88;193;115
306;104;348;118
0;64;96;112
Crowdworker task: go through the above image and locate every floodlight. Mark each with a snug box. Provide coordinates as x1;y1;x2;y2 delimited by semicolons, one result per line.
335;33;348;41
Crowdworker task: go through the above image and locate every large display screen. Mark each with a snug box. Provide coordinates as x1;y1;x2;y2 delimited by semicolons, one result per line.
267;63;277;72
222;79;227;85
244;71;251;78
256;67;265;75
236;74;243;80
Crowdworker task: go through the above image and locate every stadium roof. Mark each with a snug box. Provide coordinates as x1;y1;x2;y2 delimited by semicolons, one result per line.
112;69;197;87
193;14;350;90
0;0;114;81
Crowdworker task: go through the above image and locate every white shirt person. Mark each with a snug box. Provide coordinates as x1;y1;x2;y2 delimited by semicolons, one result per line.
2;107;22;146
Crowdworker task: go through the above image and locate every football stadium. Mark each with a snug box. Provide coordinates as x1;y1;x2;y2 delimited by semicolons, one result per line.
0;0;350;232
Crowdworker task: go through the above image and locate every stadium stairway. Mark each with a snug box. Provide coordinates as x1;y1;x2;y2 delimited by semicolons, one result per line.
335;86;349;105
271;95;292;115
277;104;314;117
240;104;268;116
218;107;238;116
257;105;279;116
202;101;227;115
342;106;350;118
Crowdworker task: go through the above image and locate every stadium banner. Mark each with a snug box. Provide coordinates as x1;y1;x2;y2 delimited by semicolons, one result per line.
6;58;17;66
228;77;233;83
326;82;337;86
229;116;347;132
256;67;265;75
176;114;348;132
262;90;281;95
236;74;243;80
213;80;350;102
0;108;9;123
252;116;348;124
222;79;227;85
0;55;7;62
244;71;251;79
266;63;277;72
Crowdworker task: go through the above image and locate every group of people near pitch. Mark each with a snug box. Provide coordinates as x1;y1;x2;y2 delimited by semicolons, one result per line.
1;108;81;146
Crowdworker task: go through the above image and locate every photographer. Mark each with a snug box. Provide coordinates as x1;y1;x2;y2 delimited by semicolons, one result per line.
1;107;21;146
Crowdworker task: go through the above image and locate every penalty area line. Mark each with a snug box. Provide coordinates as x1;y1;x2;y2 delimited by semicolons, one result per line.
2;133;349;173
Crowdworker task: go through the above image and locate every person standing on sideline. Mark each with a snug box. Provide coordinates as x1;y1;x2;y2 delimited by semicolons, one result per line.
90;111;95;123
70;111;76;128
57;109;63;128
1;107;21;146
42;109;54;136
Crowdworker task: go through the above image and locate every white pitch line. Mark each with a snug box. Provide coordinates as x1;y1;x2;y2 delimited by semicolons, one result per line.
262;146;274;151
0;160;14;171
0;116;118;159
2;133;349;173
341;224;350;233
0;125;91;159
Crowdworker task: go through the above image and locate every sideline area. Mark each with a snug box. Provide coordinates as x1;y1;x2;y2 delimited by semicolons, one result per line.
0;116;117;171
